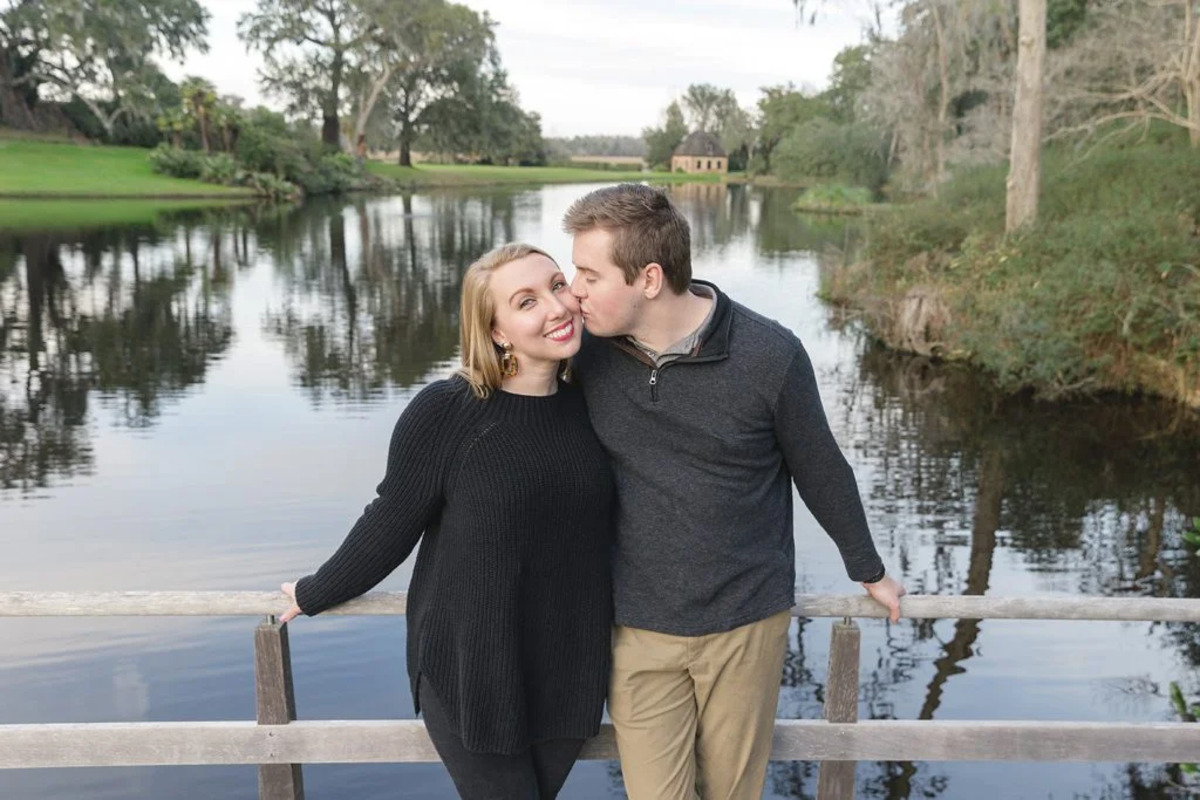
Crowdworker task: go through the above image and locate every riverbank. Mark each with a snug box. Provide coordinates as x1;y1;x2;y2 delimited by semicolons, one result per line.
821;141;1200;409
0;137;731;201
0;139;253;198
365;161;725;188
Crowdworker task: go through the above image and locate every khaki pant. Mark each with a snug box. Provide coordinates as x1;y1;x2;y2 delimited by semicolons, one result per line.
608;610;791;800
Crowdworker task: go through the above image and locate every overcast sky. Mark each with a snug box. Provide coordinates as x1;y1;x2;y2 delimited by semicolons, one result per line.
166;0;881;138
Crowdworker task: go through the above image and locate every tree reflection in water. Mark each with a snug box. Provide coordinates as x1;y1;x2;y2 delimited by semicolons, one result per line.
260;192;518;404
0;220;234;492
815;344;1200;799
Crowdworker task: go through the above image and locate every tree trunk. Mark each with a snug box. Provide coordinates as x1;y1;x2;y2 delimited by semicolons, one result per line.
198;110;211;153
324;51;344;149
1006;0;1046;232
929;0;951;189
353;66;394;147
1187;0;1200;147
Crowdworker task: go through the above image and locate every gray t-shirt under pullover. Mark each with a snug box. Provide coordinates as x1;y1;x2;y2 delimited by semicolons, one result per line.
573;280;884;636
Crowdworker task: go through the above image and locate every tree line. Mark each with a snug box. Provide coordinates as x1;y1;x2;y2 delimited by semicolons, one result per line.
643;0;1196;226
0;0;546;167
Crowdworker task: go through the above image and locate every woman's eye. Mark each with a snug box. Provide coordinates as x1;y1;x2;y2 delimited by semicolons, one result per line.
520;297;535;309
552;280;566;291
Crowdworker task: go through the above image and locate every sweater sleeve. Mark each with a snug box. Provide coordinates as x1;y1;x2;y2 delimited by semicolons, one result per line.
773;343;884;583
294;383;455;616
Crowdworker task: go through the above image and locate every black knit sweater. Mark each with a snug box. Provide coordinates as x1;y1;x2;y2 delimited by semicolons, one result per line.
294;376;614;754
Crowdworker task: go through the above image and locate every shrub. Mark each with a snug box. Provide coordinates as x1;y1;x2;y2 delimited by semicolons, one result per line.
235;109;310;179
830;142;1200;404
774;118;890;191
148;144;205;179
293;152;362;194
793;183;873;211
199;153;239;184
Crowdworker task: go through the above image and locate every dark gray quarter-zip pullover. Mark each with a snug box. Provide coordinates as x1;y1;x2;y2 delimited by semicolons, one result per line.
573;281;884;636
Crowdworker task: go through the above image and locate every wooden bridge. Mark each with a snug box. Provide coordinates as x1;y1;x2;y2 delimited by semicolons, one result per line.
3;592;1199;800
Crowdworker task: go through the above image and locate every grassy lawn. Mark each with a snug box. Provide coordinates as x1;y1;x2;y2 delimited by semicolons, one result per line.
367;161;726;187
0;138;252;198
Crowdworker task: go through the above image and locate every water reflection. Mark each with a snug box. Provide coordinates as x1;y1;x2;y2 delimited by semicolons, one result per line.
832;346;1200;798
259;193;517;404
0;225;233;492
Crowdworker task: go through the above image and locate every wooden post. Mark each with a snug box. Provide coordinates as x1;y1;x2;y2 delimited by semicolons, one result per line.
255;617;304;800
817;618;860;800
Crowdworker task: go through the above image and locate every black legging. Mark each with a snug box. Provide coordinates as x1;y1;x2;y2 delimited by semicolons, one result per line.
419;681;585;800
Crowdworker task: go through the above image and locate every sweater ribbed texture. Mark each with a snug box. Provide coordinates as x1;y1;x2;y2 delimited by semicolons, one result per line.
295;376;613;754
573;281;884;637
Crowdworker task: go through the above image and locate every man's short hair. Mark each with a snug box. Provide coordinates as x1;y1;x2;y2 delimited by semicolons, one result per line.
562;183;692;294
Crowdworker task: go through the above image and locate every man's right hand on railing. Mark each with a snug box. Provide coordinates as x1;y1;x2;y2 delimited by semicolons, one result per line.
279;582;302;624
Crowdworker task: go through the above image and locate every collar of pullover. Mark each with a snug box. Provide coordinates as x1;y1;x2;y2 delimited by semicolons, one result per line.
605;279;732;366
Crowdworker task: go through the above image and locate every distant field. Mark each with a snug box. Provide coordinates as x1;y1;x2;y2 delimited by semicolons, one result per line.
0;139;252;198
366;162;725;186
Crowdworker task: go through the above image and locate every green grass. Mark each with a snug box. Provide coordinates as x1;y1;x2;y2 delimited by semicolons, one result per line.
792;183;876;214
0;138;252;198
823;141;1200;408
0;198;252;231
367;162;726;187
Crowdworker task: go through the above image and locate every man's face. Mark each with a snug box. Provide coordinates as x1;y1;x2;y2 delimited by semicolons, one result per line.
570;228;644;338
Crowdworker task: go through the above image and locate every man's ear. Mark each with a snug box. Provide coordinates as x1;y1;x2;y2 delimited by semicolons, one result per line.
641;262;665;300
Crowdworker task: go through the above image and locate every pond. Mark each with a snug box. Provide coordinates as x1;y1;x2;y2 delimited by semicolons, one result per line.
2;183;1198;799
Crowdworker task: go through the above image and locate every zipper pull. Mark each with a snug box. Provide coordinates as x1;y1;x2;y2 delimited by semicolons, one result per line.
649;369;658;386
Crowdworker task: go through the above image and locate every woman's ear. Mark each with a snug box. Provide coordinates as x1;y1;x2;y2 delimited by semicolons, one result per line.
492;328;508;348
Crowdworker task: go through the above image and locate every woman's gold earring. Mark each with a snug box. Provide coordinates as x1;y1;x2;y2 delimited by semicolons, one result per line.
499;342;519;377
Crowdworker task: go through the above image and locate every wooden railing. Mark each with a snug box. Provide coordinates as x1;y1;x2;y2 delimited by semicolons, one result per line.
3;592;1199;800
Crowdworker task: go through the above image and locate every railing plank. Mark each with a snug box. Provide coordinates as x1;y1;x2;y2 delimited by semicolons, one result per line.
3;720;1200;768
3;592;1199;621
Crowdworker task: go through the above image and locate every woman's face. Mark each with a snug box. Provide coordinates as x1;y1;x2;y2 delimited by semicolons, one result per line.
489;253;582;368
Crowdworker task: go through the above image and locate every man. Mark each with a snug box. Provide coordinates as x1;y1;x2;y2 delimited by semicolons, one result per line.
563;184;905;800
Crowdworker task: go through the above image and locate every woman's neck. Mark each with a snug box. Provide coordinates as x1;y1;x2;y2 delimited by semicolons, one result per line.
500;359;559;396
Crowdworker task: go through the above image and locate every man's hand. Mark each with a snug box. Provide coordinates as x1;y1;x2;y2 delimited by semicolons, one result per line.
279;581;302;624
862;574;906;623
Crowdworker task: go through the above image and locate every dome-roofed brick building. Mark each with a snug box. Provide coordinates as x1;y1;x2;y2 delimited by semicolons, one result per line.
670;131;727;174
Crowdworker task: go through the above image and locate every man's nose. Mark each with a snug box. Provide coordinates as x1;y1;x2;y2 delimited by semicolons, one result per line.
570;275;586;298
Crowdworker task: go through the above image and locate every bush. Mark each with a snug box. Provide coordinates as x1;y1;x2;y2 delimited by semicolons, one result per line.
243;171;301;201
830;142;1200;404
293;152;362;194
774;118;890;191
793;183;873;212
148;144;206;179
199;153;239;184
235;109;310;179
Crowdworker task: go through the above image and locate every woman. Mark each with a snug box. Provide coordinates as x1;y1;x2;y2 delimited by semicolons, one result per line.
278;243;613;799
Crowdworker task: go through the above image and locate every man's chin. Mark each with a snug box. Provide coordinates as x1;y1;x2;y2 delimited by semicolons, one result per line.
582;318;607;336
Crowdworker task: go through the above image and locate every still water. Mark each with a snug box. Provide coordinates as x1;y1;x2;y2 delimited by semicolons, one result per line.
2;184;1198;799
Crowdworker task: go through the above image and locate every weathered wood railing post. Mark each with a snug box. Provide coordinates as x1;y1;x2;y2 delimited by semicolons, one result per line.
817;618;860;800
255;616;304;800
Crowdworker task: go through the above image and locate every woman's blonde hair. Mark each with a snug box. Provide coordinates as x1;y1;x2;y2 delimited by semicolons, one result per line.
458;242;570;399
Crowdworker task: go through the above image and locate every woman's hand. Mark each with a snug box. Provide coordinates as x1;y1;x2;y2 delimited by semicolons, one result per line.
279;582;303;624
